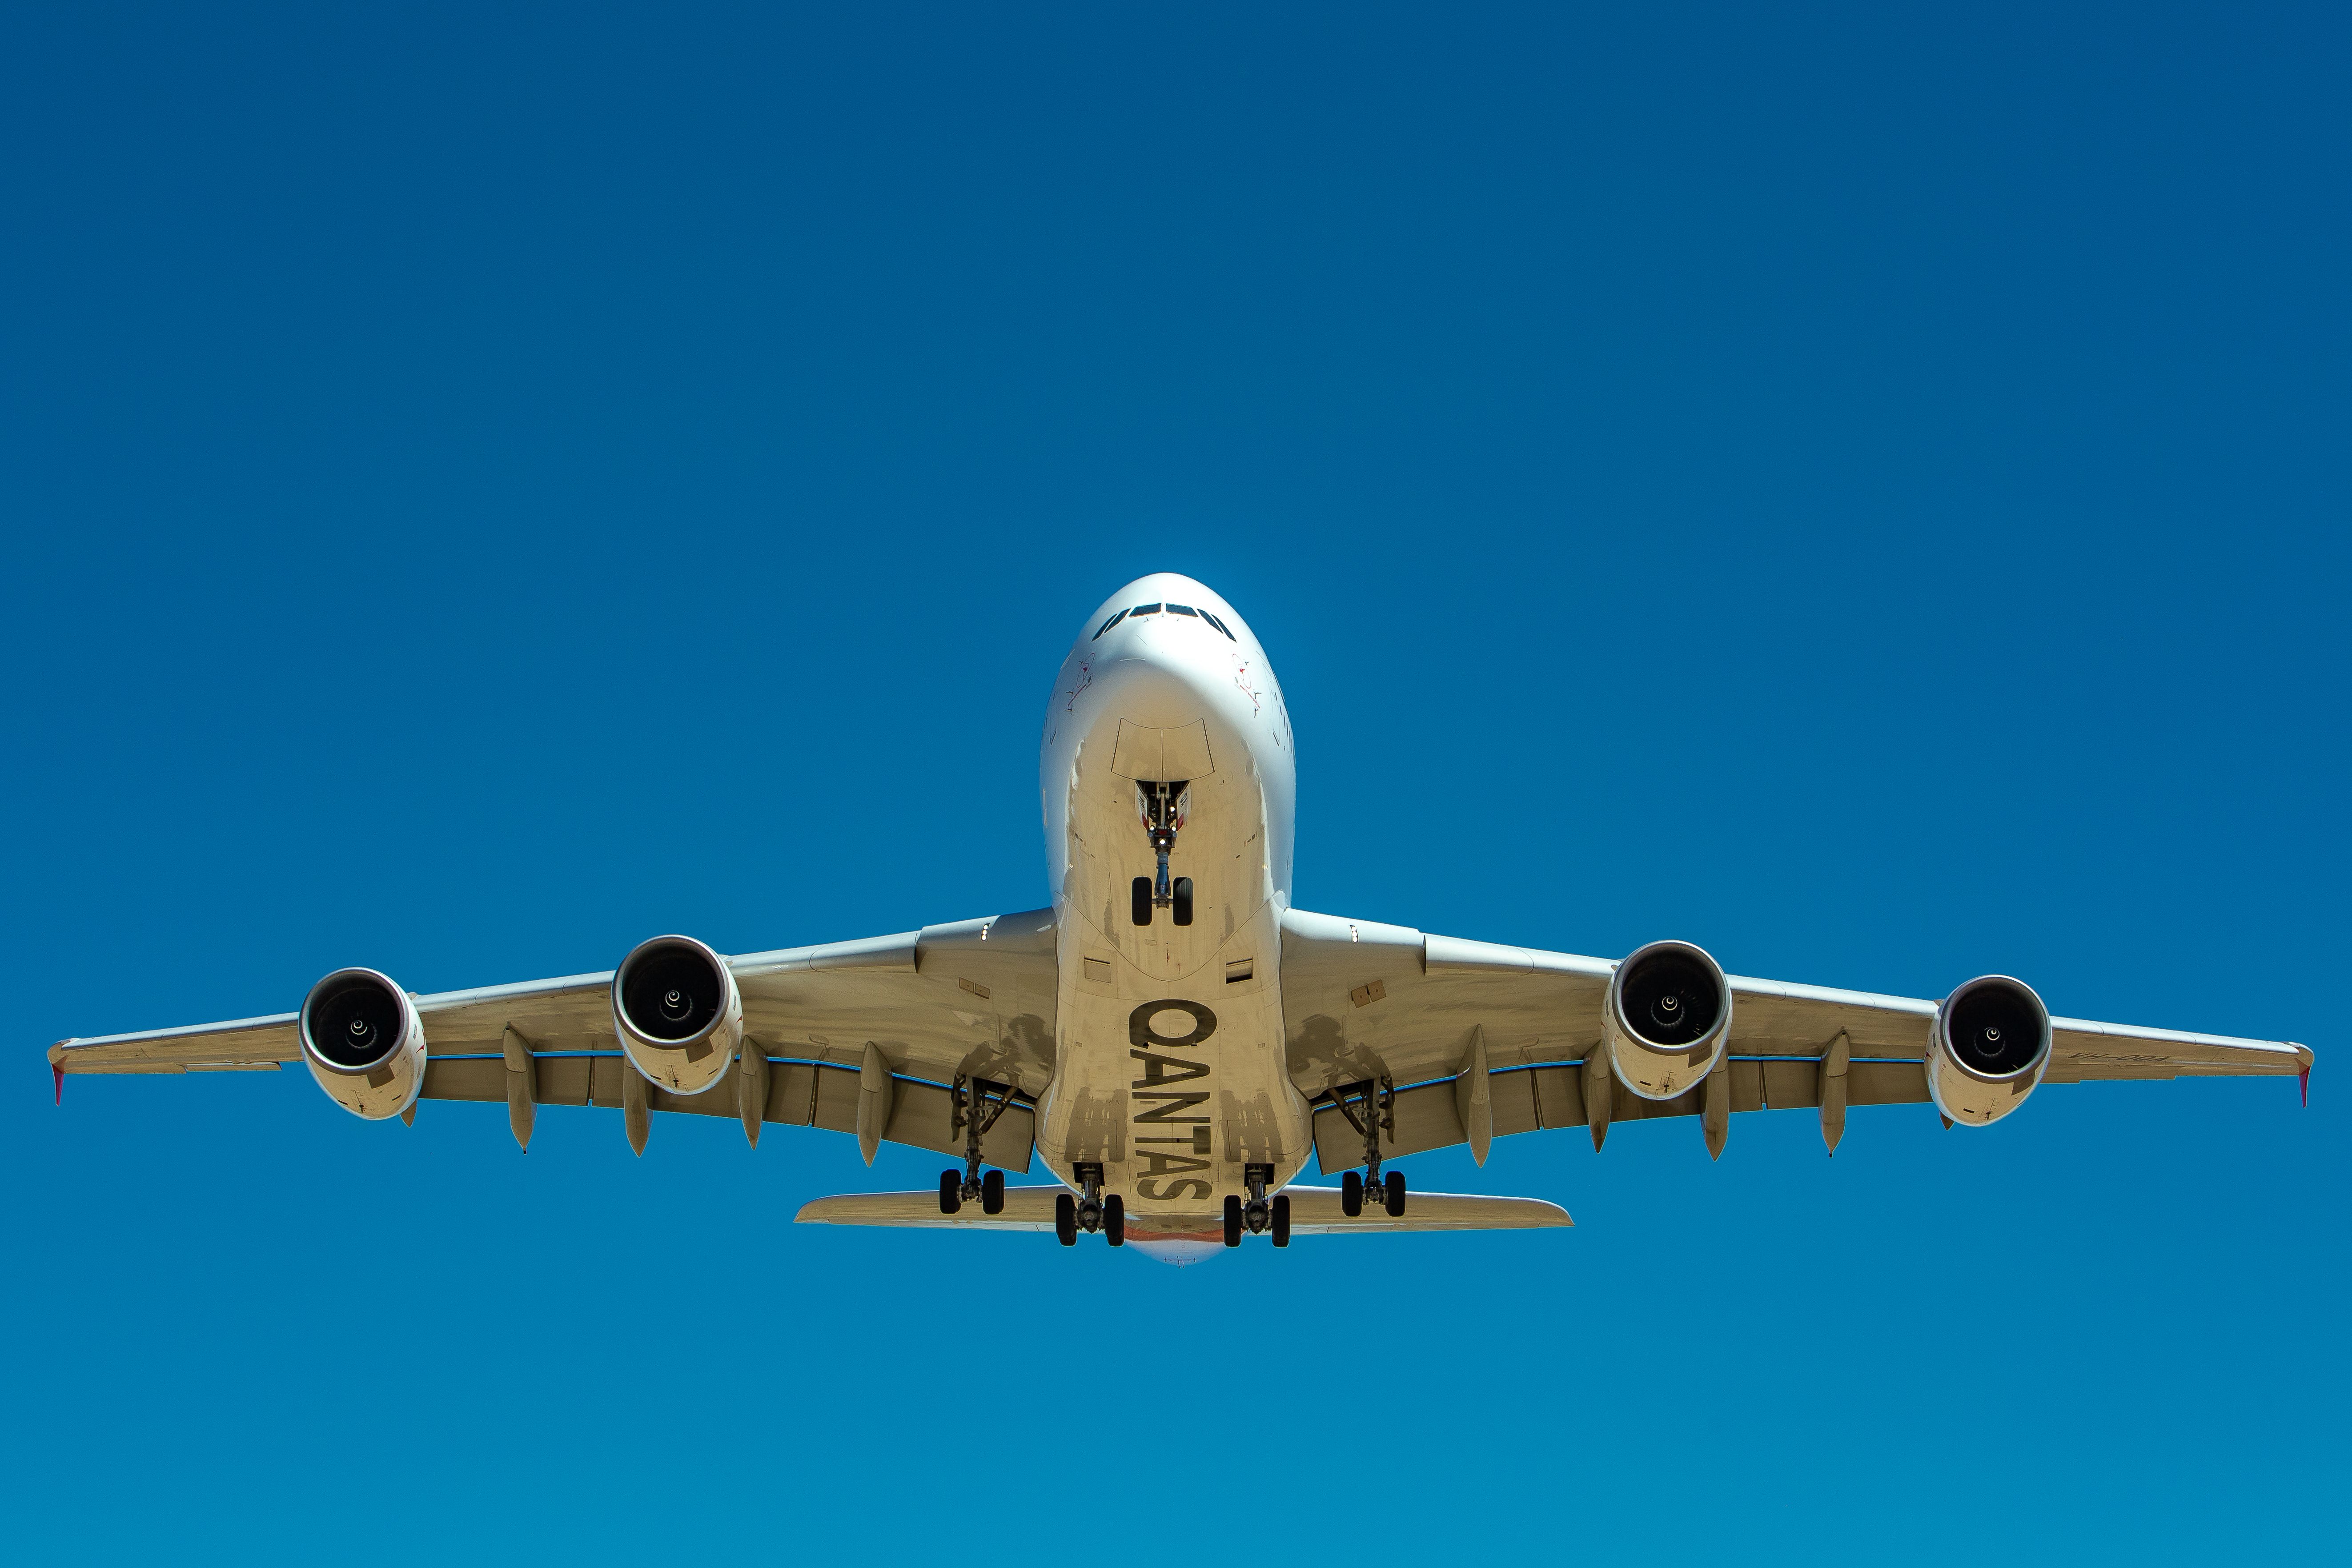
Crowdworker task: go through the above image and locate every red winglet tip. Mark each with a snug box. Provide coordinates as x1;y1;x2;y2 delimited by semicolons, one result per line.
2299;1066;2309;1108
52;1063;64;1106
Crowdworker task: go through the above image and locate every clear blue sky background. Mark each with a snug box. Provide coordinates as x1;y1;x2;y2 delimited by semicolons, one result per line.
3;5;2344;1564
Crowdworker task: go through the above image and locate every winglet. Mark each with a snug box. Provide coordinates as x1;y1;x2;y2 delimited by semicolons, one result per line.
52;1062;63;1106
2299;1066;2309;1107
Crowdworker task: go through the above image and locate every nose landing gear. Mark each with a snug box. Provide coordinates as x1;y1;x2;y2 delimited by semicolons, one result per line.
1130;781;1194;926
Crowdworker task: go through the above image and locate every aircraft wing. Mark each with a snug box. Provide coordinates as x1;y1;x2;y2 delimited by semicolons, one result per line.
1278;907;2311;1166
48;908;1060;1167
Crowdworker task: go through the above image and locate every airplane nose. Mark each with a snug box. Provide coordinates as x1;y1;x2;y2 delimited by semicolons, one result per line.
1105;638;1223;727
1075;584;1251;738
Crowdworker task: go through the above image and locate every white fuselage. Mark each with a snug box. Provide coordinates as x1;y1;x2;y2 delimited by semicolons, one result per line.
1034;573;1311;1233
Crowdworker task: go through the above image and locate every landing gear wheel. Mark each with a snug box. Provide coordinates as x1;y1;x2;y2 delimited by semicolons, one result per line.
950;1076;1018;1219
1131;876;1154;926
1385;1169;1406;1217
1271;1193;1291;1247
1054;1192;1077;1246
1104;1194;1126;1246
1223;1195;1244;1247
1341;1170;1364;1217
1172;876;1194;926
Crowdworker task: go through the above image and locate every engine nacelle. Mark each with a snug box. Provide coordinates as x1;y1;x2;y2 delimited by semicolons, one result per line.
1927;974;2051;1126
299;967;427;1120
613;934;743;1094
1604;939;1733;1101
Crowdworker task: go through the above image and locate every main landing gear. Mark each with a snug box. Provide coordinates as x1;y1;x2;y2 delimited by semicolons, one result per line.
1129;780;1194;926
1327;1078;1408;1218
1341;1168;1405;1219
938;1075;1020;1216
1222;1163;1291;1248
1055;1163;1125;1247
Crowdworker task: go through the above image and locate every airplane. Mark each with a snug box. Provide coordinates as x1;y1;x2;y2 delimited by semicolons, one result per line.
48;572;2314;1265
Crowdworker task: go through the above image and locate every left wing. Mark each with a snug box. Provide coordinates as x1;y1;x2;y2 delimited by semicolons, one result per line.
48;909;1060;1165
1277;908;2311;1166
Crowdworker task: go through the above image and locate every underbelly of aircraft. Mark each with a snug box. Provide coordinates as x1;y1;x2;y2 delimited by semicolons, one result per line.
1036;718;1311;1216
1037;902;1310;1217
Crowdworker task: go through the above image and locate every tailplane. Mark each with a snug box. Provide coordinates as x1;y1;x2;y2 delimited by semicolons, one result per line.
794;1186;1570;1235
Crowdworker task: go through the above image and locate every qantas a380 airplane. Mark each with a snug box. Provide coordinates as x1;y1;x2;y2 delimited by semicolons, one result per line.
51;573;2313;1264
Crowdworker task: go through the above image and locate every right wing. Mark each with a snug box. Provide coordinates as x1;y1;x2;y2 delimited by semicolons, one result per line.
49;908;1060;1166
1277;908;2311;1166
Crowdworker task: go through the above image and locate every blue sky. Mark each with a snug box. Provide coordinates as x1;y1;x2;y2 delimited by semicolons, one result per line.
2;5;2344;1563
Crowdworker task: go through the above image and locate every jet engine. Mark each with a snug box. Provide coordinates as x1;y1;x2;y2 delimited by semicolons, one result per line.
1927;975;2051;1126
298;967;427;1120
1604;940;1733;1100
612;934;743;1094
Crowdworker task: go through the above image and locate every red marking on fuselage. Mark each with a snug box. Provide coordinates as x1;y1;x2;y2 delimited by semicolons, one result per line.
1233;662;1260;716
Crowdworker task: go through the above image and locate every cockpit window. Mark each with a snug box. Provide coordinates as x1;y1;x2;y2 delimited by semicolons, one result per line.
1095;600;1236;642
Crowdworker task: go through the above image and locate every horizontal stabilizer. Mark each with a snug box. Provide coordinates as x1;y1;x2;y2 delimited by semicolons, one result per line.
796;1188;1062;1231
1276;1186;1570;1233
793;1186;1569;1235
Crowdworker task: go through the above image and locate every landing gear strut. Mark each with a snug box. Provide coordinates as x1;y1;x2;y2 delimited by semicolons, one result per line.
939;1075;1019;1215
1328;1077;1407;1218
1222;1163;1291;1248
1056;1163;1125;1247
1130;781;1194;926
